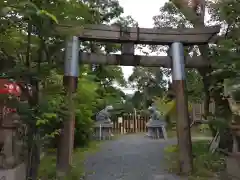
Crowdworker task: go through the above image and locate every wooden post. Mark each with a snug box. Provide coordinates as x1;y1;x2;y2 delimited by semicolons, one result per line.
118;117;123;134
57;36;79;178
134;108;137;133
170;42;193;174
99;124;102;141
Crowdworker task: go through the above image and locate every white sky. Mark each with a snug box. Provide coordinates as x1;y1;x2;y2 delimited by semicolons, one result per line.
118;0;168;94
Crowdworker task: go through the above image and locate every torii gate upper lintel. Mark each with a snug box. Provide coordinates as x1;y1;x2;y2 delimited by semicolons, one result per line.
57;24;220;45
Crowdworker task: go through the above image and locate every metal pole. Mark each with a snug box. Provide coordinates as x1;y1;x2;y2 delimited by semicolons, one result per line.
57;36;79;177
170;42;193;174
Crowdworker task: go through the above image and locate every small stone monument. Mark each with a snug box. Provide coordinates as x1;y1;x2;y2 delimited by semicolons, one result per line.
94;105;114;140
146;105;167;139
0;112;26;180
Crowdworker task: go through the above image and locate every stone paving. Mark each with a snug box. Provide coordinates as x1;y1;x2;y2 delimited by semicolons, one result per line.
83;134;185;180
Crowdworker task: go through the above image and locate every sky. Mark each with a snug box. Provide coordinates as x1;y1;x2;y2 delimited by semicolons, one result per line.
117;0;168;94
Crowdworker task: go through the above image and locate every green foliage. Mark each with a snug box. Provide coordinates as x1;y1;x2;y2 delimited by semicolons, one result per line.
186;70;204;102
164;140;225;179
154;97;192;128
0;0;133;134
199;124;210;133
74;75;98;147
154;97;175;116
208;116;229;134
207;0;240;120
0;0;136;179
128;67;167;108
38;141;101;180
152;2;203;103
152;1;240;152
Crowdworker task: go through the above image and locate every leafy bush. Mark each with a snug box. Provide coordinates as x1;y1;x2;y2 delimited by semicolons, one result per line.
164;140;225;179
199;124;210;133
74;111;94;147
73;75;98;147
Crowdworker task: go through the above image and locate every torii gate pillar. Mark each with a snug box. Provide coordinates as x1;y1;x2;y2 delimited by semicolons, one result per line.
170;42;193;174
57;36;79;177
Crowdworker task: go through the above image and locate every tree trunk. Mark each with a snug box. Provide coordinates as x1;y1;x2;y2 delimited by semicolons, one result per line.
27;139;40;180
26;22;31;68
26;79;41;180
25;20;41;180
202;75;210;117
212;79;233;151
201;74;218;136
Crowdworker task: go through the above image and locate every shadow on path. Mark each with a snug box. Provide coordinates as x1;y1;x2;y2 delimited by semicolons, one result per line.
83;134;185;180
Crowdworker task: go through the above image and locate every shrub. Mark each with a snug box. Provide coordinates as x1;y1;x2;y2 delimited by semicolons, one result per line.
164;140;225;178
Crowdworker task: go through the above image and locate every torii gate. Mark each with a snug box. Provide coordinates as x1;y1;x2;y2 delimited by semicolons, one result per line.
56;24;219;176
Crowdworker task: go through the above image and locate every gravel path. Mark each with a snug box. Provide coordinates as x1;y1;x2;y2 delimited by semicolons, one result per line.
83;134;185;180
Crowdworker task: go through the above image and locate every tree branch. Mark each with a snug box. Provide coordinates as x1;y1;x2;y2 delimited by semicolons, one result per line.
170;0;203;27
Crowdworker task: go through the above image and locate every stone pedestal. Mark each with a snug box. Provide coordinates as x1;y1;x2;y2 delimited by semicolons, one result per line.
0;113;24;169
146;120;167;139
93;122;113;140
0;163;26;180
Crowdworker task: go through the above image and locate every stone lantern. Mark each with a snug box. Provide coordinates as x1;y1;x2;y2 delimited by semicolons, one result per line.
0;78;26;180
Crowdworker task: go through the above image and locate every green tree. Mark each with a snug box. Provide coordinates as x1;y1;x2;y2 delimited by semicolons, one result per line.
207;0;240;149
128;66;167;109
152;0;240;150
0;0;138;179
152;2;203;103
